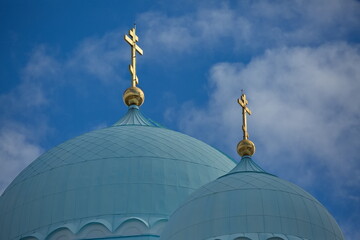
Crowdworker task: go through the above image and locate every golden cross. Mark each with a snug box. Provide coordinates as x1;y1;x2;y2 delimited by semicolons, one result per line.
237;93;252;139
124;26;143;87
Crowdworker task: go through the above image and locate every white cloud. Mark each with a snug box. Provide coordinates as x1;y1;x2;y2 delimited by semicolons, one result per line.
139;0;360;56
20;31;128;86
1;29;128;119
0;47;53;118
0;30;129;194
0;123;44;194
170;41;360;240
174;42;360;193
22;45;61;81
66;30;128;83
138;12;196;55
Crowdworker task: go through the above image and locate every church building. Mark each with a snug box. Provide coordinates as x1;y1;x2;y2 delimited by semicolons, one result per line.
0;27;345;240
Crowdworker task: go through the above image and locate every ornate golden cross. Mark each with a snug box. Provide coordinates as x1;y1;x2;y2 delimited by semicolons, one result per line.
237;93;252;139
124;26;143;87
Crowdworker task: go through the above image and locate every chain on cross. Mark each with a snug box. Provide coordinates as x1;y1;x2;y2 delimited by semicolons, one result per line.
124;26;143;87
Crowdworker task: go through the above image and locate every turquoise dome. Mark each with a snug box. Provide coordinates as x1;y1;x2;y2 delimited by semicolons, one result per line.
160;156;345;240
0;105;235;240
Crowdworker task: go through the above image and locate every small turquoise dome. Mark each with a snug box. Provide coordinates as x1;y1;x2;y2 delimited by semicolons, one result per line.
0;106;235;240
161;156;345;240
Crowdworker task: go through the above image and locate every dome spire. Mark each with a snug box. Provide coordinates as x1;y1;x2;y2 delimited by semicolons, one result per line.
236;91;256;157
123;24;145;107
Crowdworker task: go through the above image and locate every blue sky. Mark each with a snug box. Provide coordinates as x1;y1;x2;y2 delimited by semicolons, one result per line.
1;0;359;239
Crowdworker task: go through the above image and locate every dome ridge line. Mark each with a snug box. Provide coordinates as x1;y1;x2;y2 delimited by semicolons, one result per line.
218;170;276;179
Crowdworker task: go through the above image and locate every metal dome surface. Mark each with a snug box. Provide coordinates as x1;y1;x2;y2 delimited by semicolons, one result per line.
0;106;235;240
160;156;344;240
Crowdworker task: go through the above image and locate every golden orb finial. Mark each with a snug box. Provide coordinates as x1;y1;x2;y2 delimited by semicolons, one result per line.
123;26;144;107
237;139;256;157
123;86;144;106
237;93;256;156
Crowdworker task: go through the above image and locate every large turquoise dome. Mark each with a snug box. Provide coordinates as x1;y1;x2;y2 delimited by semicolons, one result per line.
161;156;345;240
0;105;235;240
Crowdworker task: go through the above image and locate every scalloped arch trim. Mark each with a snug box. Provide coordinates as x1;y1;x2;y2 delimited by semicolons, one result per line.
21;217;167;240
204;233;308;240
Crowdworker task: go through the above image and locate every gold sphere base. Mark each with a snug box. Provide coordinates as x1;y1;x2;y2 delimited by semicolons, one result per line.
123;86;145;107
237;139;256;157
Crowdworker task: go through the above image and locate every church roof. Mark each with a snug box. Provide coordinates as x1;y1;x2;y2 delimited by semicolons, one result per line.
113;105;162;127
160;156;345;240
0;106;235;240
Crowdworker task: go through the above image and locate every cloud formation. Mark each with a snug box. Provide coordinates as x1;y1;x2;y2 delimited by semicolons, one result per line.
66;31;128;83
0;123;44;193
0;31;128;194
176;42;360;188
172;42;360;239
140;0;360;56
